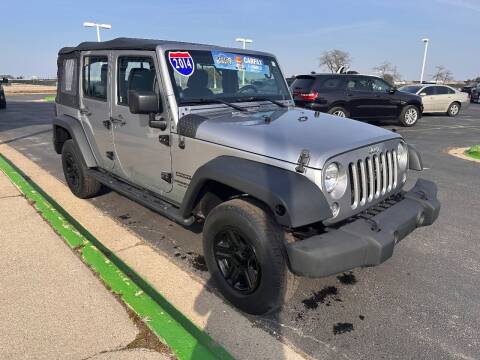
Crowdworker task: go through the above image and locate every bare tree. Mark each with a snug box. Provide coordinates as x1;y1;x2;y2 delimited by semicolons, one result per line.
431;65;453;83
318;49;352;73
373;61;401;84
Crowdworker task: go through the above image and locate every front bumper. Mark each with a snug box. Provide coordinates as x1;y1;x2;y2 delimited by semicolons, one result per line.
286;179;440;278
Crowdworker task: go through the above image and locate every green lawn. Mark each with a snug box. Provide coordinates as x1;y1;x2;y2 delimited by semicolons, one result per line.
43;95;55;102
465;144;480;160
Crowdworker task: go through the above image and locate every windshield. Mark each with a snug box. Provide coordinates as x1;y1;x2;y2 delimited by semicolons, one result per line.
399;85;422;94
165;50;290;106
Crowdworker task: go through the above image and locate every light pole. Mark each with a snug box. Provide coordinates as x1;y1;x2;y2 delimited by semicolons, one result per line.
235;38;252;86
420;38;429;83
83;22;112;42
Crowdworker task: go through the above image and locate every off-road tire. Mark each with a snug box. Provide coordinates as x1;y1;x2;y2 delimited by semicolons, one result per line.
399;105;420;127
61;139;102;198
203;198;298;315
328;106;349;118
447;102;460;117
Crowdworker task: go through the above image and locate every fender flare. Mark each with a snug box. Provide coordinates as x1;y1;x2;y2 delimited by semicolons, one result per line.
179;156;333;228
52;115;98;168
408;144;423;171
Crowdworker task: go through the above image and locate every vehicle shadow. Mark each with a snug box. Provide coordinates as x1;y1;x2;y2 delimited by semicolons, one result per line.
190;278;289;360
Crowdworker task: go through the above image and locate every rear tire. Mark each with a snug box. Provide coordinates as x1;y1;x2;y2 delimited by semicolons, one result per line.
399;105;420;127
328;106;349;118
61;139;102;199
203;198;297;315
447;102;460;117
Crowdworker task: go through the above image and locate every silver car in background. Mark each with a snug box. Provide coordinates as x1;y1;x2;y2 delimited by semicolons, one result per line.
400;84;469;117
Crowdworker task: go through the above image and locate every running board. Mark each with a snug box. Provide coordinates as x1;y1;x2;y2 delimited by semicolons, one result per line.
87;169;195;226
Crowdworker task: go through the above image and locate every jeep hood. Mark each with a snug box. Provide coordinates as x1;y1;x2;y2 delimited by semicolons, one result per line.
181;107;401;169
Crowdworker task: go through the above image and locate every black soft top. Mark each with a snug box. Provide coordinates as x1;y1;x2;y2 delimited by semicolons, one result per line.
58;37;271;57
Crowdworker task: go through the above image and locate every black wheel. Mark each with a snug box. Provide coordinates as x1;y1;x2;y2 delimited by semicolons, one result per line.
61;139;102;198
447;102;460;117
203;198;297;315
0;100;6;109
327;106;349;118
399;105;420;127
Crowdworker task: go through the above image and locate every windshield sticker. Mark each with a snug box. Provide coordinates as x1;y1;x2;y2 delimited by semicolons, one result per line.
211;51;270;75
168;51;195;76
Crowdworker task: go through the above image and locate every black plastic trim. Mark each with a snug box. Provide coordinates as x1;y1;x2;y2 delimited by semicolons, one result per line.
408;144;423;170
52;115;98;168
179;156;332;228
286;178;440;278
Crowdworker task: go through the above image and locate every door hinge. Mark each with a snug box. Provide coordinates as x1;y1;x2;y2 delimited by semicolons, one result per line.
161;172;172;183
295;149;310;173
159;135;170;147
106;151;115;160
103;120;112;130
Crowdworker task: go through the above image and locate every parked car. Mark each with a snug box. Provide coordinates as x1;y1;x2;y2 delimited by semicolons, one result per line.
470;84;480;103
0;77;7;109
399;84;469;116
461;84;474;97
53;38;440;315
290;74;423;126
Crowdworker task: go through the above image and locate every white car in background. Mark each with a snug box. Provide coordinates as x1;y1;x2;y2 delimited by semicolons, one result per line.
399;84;469;117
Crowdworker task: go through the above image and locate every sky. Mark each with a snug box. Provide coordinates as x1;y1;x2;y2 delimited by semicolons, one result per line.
0;0;478;80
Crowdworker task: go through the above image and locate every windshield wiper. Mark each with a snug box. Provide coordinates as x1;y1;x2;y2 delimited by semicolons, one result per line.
239;96;288;108
182;99;247;112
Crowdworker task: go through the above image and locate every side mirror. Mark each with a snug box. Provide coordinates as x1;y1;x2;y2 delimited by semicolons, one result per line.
419;92;427;97
389;87;396;94
128;90;160;114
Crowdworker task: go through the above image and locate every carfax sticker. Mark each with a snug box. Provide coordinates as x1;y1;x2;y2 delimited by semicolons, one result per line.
211;51;269;75
168;51;195;76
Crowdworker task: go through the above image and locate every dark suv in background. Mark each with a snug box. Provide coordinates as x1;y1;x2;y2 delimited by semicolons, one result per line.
0;77;7;109
291;74;423;126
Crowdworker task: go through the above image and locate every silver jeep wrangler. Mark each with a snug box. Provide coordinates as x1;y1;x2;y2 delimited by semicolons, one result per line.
53;38;440;315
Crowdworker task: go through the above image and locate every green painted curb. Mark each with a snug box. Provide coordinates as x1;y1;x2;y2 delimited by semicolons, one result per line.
0;154;235;360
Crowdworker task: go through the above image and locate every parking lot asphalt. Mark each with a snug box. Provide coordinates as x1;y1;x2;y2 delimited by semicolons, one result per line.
1;96;479;360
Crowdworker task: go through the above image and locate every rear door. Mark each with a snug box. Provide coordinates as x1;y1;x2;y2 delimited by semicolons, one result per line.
435;86;454;112
110;51;172;194
80;52;114;170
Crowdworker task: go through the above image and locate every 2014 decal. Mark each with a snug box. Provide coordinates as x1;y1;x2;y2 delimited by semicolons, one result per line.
168;51;195;76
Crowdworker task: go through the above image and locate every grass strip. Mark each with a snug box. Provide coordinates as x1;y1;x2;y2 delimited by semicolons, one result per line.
465;144;480;160
0;153;234;360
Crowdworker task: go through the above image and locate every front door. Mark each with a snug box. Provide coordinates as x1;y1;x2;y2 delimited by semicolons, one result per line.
110;52;172;194
346;77;385;119
420;86;438;112
80;52;114;170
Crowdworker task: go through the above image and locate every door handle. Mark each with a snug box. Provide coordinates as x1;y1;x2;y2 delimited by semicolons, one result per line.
110;116;126;126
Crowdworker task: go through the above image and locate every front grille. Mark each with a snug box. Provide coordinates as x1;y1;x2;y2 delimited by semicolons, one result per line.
348;150;398;210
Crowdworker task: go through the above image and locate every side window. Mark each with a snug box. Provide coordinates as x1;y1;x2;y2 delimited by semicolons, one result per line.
316;77;342;90
423;86;435;96
83;56;108;100
447;87;455;94
371;78;391;93
61;58;77;95
346;77;371;91
436;86;449;95
117;56;156;105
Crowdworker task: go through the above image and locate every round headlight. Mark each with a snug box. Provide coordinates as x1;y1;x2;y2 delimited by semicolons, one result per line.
324;163;339;193
397;142;408;170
